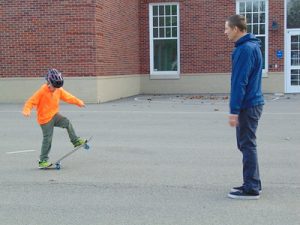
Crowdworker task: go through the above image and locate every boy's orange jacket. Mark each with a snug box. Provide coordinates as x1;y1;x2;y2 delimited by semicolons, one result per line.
22;84;84;125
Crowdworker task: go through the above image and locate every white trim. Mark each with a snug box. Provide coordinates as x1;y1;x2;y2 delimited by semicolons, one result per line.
285;30;300;93
284;0;288;92
284;0;300;93
149;2;180;79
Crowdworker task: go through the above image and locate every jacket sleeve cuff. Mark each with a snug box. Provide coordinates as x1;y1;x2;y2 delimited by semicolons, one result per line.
230;109;240;115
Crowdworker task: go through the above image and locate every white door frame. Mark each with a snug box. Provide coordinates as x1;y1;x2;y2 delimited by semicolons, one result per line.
284;0;300;93
285;30;300;93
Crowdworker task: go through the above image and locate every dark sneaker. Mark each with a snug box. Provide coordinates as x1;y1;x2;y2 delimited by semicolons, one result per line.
228;190;260;200
73;138;86;147
38;160;52;169
231;186;262;194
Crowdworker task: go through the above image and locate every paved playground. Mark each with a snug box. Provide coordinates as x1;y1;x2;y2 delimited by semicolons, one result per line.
0;94;299;225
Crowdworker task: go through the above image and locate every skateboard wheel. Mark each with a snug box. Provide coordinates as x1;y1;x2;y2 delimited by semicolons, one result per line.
84;144;90;150
55;163;61;170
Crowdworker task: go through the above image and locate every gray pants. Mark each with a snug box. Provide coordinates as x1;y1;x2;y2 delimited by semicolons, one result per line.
40;113;78;161
236;105;263;194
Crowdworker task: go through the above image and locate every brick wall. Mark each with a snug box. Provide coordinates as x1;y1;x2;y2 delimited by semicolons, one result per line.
95;0;140;76
268;0;284;72
0;0;285;78
0;0;140;78
1;1;97;78
140;0;284;74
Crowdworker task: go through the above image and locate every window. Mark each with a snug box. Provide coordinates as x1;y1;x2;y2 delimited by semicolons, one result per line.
287;0;300;29
149;3;180;78
237;0;268;70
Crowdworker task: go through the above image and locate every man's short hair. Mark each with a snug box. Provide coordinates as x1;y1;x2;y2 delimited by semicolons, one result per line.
226;14;247;32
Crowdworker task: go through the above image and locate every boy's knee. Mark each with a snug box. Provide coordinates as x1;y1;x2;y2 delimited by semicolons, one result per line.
59;117;71;129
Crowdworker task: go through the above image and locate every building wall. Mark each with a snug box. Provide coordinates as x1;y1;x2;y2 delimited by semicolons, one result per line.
95;0;140;76
140;0;284;74
1;1;97;78
0;0;140;78
0;0;286;104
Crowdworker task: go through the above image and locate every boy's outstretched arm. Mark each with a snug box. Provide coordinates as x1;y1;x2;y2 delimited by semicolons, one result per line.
22;89;41;117
60;88;85;107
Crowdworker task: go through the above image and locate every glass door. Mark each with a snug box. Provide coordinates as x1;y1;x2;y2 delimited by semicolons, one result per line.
285;0;300;92
286;31;300;93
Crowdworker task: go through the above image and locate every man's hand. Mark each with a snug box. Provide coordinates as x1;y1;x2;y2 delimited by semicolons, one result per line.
228;114;239;127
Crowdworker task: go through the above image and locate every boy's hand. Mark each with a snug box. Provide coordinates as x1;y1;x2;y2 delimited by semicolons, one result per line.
22;110;31;117
78;100;85;108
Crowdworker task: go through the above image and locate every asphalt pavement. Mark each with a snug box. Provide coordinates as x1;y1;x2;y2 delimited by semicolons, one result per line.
0;94;299;225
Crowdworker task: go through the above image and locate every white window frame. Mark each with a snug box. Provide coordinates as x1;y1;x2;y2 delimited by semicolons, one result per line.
149;2;180;79
236;0;269;74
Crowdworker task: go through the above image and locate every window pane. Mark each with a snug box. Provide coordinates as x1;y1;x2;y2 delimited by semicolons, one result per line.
291;35;299;42
166;5;171;15
253;13;258;23
153;28;158;38
246;1;252;12
291;70;300;86
166;16;171;26
291;43;298;51
259;13;265;23
259;24;265;34
260;1;265;12
291;51;300;66
153;6;158;16
172;27;177;37
172;5;177;15
159;28;165;38
172;16;177;26
154;39;177;71
253;24;258;34
166;28;171;37
253;2;259;12
247;25;252;33
240;2;246;12
287;0;300;28
159;16;165;26
246;14;252;24
153;17;158;27
159;6;164;15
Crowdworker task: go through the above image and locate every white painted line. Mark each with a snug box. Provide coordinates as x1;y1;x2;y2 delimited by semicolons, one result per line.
6;150;36;155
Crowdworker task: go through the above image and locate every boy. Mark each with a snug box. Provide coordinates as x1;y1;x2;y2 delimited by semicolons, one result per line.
22;68;86;169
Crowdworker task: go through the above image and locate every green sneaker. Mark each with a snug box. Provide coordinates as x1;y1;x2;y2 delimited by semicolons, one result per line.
73;138;86;147
38;160;52;169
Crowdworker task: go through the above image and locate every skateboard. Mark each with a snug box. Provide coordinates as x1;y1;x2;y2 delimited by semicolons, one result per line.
45;136;92;170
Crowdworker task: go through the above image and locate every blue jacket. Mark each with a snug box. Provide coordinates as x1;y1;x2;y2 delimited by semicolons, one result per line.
230;33;265;114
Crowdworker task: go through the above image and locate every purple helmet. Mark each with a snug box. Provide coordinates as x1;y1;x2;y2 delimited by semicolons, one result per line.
46;69;64;88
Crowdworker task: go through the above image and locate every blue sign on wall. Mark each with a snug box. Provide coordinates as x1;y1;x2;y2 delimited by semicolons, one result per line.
276;50;283;59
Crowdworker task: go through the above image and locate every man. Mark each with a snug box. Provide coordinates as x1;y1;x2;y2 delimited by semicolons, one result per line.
224;15;265;200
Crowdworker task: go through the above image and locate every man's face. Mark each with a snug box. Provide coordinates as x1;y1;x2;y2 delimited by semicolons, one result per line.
224;21;238;42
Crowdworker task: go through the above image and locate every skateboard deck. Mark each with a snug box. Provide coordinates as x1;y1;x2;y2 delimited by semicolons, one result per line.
42;136;92;170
